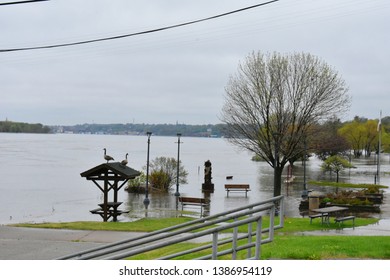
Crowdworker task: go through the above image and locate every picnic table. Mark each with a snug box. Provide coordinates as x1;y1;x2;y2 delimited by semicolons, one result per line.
310;206;348;225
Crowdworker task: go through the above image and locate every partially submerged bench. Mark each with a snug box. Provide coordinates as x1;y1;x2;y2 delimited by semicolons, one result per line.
178;197;209;216
309;213;329;225
225;184;250;197
335;216;355;227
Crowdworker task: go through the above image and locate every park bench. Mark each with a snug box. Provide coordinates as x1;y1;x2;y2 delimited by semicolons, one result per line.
225;184;250;197
335;215;355;227
178;197;209;216
309;213;329;225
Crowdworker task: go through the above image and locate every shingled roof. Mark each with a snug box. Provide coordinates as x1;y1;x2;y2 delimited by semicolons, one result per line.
80;162;141;180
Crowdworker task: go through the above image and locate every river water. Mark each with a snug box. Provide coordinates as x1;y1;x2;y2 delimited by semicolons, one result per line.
0;133;389;224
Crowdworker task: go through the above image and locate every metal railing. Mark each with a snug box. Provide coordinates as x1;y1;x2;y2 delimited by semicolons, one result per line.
58;195;284;260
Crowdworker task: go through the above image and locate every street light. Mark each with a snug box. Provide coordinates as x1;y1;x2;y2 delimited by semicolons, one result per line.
143;131;152;207
273;132;281;197
175;133;182;197
302;138;308;199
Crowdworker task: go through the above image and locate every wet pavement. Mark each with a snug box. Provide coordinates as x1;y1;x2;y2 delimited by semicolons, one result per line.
0;226;146;260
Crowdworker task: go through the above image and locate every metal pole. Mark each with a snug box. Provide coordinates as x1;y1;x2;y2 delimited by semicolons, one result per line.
377;111;382;185
143;132;152;207
175;133;181;197
273;133;281;197
302;138;308;199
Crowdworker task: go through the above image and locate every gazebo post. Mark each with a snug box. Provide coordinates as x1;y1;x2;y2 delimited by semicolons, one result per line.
113;176;119;222
103;172;109;222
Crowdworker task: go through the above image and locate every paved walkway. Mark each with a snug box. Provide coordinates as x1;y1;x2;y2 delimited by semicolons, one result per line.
0;226;146;260
1;218;390;260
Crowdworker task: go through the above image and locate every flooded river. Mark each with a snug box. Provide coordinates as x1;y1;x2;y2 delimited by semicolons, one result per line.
0;133;389;224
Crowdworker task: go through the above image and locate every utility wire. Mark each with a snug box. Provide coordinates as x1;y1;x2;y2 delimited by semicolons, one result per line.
0;0;279;53
0;0;49;6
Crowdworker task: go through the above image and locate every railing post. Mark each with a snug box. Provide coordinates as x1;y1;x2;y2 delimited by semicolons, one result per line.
254;216;262;259
279;196;285;228
232;218;239;259
212;232;218;260
247;207;253;259
268;205;275;242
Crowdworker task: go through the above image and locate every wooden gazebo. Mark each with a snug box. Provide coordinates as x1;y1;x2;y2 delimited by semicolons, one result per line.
81;162;141;222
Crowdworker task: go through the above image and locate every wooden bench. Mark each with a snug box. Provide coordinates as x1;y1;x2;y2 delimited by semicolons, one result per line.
335;216;355;227
225;184;250;197
309;213;329;225
178;197;209;216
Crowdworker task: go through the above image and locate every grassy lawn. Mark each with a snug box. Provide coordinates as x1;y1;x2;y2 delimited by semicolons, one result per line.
12;216;390;259
261;235;390;260
12;216;377;232
126;235;390;260
12;217;194;232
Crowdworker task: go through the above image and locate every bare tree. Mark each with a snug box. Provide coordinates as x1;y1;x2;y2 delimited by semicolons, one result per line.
221;51;351;196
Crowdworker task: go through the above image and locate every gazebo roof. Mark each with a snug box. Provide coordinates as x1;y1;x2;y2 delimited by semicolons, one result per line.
81;162;141;180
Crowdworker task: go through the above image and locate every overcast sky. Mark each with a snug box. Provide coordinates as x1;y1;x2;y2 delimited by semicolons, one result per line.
0;0;389;125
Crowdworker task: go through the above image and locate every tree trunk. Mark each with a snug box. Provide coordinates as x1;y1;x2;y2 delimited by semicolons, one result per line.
273;166;284;197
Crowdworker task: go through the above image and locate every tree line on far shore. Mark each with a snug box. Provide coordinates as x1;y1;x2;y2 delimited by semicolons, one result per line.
0;120;50;133
2;117;390;159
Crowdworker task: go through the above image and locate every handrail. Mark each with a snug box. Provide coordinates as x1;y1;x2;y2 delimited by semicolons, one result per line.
58;195;284;260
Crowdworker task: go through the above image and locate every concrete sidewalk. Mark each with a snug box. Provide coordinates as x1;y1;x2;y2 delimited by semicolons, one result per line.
0;226;145;260
1;219;389;260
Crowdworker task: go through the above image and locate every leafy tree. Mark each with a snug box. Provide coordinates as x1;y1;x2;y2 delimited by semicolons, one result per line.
148;157;188;191
0;120;50;133
321;155;354;183
363;119;380;156
338;120;365;157
311;117;350;160
339;118;386;157
221;51;351;196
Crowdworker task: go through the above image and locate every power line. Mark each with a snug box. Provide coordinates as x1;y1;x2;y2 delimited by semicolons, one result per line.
0;0;279;53
0;0;49;6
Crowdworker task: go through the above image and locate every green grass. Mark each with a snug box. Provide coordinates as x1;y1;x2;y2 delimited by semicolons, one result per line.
260;235;390;260
12;217;194;232
12;216;389;260
13;216;377;233
126;235;390;260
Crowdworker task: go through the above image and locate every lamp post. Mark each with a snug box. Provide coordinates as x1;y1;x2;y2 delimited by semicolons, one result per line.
302;138;308;199
273;132;281;197
143;131;152;207
377;110;382;185
175;133;182;197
